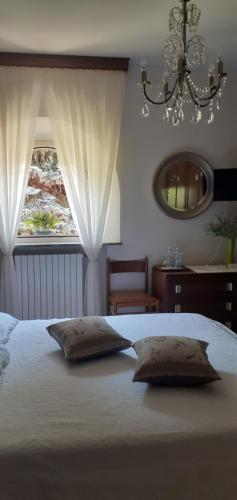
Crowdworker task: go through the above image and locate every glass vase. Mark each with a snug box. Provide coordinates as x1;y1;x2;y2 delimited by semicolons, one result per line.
226;238;235;265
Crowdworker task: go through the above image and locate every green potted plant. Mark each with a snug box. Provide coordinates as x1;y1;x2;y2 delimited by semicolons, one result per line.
206;215;237;265
24;210;61;235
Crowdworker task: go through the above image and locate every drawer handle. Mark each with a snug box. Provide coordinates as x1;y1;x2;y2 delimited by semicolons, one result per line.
225;302;232;311
174;304;181;313
226;282;233;291
175;284;182;294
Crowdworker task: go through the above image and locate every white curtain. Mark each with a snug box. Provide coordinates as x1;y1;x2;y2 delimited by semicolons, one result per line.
0;67;41;317
44;68;125;315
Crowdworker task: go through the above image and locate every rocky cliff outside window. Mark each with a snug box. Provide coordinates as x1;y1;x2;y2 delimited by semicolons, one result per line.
18;147;77;238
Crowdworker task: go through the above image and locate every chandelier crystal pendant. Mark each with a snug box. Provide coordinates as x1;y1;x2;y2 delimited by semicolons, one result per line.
139;0;227;126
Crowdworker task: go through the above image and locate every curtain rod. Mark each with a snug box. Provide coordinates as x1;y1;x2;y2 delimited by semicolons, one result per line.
0;52;129;71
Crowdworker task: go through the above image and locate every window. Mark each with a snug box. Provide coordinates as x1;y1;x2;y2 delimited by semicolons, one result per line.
16;117;121;245
18;147;77;238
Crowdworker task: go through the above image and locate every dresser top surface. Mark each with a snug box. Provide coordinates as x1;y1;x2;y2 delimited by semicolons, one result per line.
188;264;237;274
155;264;237;275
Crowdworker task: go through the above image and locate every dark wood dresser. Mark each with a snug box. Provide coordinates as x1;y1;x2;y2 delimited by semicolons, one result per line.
152;265;237;333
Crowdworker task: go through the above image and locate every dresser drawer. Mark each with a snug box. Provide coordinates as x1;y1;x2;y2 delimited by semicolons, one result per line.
166;273;237;297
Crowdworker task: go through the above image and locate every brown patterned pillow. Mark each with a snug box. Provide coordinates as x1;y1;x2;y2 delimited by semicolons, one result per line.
133;336;221;386
47;316;132;361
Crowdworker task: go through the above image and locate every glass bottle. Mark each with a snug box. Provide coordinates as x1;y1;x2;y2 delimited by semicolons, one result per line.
167;247;174;267
174;247;182;268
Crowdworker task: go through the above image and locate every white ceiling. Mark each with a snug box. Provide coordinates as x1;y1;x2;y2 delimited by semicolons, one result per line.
0;0;236;68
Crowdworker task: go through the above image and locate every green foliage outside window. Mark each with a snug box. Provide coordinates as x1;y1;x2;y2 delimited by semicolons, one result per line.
24;210;61;232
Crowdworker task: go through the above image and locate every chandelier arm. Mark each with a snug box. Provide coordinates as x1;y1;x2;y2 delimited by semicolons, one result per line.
187;75;225;103
186;78;209;108
193;85;220;105
142;76;179;106
186;78;220;108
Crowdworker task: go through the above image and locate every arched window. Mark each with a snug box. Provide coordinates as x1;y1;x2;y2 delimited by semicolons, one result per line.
17;117;121;244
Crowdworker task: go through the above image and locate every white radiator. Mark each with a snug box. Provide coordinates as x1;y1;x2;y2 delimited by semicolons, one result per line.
14;254;84;320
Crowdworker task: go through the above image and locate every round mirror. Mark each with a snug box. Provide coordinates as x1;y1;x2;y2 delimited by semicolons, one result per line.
153;152;214;219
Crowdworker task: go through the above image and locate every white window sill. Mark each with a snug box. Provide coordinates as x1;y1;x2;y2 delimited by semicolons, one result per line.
16;236;80;246
16;236;122;247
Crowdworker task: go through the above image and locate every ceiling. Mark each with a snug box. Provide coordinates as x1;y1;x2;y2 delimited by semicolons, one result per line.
0;0;236;68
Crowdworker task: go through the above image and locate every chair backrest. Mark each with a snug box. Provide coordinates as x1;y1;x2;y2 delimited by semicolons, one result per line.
106;257;148;297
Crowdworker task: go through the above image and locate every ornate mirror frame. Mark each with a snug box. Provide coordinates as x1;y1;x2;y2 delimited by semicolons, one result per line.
153;152;214;220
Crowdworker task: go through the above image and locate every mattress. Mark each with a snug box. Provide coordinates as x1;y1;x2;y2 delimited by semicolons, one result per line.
0;313;237;500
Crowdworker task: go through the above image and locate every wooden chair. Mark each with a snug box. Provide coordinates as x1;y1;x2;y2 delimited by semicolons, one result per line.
106;257;159;315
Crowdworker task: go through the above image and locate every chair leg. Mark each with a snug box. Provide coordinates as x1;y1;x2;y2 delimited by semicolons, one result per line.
111;304;118;315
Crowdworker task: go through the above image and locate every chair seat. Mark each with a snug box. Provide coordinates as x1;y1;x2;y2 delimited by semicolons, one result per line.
109;289;158;307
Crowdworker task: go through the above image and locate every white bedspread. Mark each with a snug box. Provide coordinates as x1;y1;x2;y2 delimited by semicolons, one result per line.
0;313;237;500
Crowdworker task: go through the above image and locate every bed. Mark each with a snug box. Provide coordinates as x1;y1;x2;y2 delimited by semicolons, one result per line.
0;312;237;500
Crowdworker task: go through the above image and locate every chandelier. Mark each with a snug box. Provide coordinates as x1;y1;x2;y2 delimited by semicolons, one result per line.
139;0;227;126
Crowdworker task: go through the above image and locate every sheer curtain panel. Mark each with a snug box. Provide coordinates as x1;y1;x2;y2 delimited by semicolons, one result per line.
45;68;125;315
0;67;41;316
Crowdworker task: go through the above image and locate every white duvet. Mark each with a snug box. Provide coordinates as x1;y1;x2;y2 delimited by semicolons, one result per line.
0;313;237;500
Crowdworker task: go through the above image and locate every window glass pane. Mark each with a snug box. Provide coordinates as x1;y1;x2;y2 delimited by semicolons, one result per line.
18;147;77;237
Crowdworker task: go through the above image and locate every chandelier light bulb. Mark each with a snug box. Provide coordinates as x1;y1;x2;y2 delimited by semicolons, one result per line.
139;0;227;126
140;58;147;68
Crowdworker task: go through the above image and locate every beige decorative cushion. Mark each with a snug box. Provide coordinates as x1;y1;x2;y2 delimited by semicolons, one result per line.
47;316;132;361
133;336;221;386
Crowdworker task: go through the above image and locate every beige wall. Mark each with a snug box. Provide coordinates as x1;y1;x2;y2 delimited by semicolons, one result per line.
107;65;237;285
